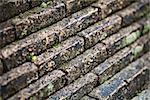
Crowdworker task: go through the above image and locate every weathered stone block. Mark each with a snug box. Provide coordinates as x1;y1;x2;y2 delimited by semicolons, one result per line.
92;0;135;18
8;70;66;100
34;36;84;76
14;3;66;39
89;54;149;99
0;2;66;48
0;62;38;99
102;22;142;55
48;73;98;100
0;27;58;71
60;43;107;84
78;15;122;49
65;0;98;15
92;34;149;84
54;7;100;41
110;66;149;100
117;0;150;27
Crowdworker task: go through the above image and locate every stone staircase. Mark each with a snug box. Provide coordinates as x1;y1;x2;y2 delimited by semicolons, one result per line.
0;0;150;100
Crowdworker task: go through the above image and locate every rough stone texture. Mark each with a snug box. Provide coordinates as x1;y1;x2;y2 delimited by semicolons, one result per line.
0;0;64;22
0;28;58;71
60;43;107;84
14;3;66;38
131;89;150;100
102;22;143;55
0;0;149;99
92;34;149;84
117;0;150;27
0;2;66;48
8;70;66;100
34;36;84;76
0;62;38;99
48;73;98;100
78;15;122;49
54;7;100;41
92;0;136;18
65;0;98;15
0;0;30;22
89;54;149;99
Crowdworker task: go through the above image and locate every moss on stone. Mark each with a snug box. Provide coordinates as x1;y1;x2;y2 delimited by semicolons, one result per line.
132;45;144;58
122;30;141;47
143;24;150;34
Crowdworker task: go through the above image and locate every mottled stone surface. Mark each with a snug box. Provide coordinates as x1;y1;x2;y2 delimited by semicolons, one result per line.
8;70;66;100
14;3;66;39
92;0;135;18
0;0;62;22
131;89;150;100
0;0;149;99
0;62;38;99
54;7;100;41
0;0;30;22
0;27;58;71
102;22;142;55
48;73;98;100
117;0;150;26
60;43;107;84
92;34;149;84
89;54;149;99
78;15;122;49
65;0;98;15
34;36;84;76
0;2;66;48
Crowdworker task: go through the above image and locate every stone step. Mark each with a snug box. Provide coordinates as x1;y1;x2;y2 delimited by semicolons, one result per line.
0;0;136;49
131;89;150;100
78;15;122;49
34;36;84;77
0;36;84;73
0;2;66;48
92;34;149;84
64;0;98;15
0;5;100;71
89;53;149;100
0;0;35;22
78;0;149;49
8;70;66;100
0;62;38;99
102;23;143;55
116;0;150;27
59;43;107;84
92;0;136;18
47;73;98;100
0;0;97;48
59;20;148;84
